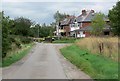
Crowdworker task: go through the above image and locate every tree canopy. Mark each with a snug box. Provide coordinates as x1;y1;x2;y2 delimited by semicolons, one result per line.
108;1;120;36
13;17;33;36
91;13;106;36
54;11;69;22
1;11;55;58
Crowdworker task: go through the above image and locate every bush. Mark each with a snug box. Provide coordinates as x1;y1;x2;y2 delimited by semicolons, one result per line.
20;37;32;44
9;35;22;49
2;37;12;58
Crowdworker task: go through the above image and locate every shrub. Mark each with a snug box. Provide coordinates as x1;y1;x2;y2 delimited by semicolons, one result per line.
2;37;12;58
20;37;32;44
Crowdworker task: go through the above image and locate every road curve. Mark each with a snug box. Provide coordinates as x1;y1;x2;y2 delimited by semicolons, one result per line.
2;43;91;79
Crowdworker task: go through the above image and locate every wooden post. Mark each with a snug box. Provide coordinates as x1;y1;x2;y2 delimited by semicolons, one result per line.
99;42;104;54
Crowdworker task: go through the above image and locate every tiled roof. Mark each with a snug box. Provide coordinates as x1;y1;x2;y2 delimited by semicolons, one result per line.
60;16;75;25
76;10;110;22
60;10;110;25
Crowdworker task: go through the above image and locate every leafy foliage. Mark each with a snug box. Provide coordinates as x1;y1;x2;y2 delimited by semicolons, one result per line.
54;11;68;22
1;12;34;58
91;13;106;36
2;12;13;58
13;17;33;36
1;11;56;58
108;1;120;36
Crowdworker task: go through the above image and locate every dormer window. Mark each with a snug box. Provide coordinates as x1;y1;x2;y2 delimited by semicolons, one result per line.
75;19;76;22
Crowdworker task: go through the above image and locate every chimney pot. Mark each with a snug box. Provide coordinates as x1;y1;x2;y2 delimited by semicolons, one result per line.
91;10;94;13
82;10;86;15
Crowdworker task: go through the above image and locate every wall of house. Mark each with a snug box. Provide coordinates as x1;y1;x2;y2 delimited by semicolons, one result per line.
82;22;91;28
70;23;80;31
85;31;91;37
76;31;85;37
71;27;79;31
64;25;70;36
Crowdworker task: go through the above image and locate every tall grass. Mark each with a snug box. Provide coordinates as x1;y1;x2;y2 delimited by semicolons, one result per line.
75;37;118;61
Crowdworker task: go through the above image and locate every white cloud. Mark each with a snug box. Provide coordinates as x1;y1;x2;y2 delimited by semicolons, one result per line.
2;2;117;24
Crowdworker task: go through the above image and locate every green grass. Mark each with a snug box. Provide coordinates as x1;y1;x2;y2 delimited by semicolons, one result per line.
60;44;118;79
53;38;77;43
2;43;34;67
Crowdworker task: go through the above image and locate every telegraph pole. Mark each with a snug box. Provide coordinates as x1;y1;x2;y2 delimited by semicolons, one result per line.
38;25;39;38
56;11;60;39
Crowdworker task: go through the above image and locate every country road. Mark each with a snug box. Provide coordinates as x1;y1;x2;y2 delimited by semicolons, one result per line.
2;43;91;79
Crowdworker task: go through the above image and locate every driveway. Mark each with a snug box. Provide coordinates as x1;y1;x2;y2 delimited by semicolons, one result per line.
2;43;91;79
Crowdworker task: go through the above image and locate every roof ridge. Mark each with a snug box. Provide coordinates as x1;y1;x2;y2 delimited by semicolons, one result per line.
82;11;91;21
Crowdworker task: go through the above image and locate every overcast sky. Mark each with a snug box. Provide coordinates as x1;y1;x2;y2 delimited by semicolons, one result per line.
1;0;118;25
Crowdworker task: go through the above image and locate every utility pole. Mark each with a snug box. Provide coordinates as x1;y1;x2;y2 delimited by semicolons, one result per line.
38;25;39;38
56;11;60;39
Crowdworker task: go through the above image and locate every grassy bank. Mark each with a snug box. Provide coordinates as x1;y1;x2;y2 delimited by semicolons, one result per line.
60;44;118;79
2;43;35;67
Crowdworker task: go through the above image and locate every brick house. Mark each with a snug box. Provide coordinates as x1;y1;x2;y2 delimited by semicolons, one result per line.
56;10;111;38
56;15;75;37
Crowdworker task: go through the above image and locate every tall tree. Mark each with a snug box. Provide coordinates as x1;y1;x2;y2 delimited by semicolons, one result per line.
14;17;33;36
91;13;106;36
108;1;120;36
2;12;13;58
54;11;68;22
0;12;2;59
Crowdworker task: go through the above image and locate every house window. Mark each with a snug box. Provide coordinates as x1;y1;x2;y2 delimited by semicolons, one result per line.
72;24;75;27
83;31;85;34
75;23;77;27
61;26;64;29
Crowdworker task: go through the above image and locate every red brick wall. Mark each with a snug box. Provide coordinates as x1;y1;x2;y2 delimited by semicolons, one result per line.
85;31;91;37
82;22;91;37
64;25;70;36
82;22;91;28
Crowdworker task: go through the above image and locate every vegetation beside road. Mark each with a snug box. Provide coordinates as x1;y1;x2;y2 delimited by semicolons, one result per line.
76;37;118;61
1;43;34;67
53;37;77;43
60;44;118;79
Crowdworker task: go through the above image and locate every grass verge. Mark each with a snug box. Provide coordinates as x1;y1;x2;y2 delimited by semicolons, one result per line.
2;43;35;67
60;44;118;79
53;38;77;43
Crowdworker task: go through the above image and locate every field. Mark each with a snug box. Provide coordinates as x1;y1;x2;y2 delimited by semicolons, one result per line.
60;37;118;79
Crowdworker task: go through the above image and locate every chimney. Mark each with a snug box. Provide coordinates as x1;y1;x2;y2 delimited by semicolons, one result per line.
82;10;86;15
66;15;70;18
91;10;95;16
91;10;94;13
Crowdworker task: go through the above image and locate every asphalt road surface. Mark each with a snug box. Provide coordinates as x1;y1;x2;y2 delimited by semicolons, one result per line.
2;43;91;79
